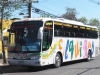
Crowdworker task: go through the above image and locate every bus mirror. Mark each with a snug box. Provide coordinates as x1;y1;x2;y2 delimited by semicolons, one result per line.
37;27;43;39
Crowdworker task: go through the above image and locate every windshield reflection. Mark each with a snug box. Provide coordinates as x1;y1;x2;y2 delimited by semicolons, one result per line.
9;21;43;52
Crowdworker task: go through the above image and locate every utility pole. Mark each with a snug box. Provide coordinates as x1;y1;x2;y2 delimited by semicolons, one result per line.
28;0;38;18
28;0;32;18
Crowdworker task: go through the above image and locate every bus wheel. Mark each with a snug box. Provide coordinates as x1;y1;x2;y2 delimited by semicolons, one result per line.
87;50;92;61
54;53;61;68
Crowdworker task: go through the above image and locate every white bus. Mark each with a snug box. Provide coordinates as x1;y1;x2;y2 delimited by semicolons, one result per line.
7;18;99;68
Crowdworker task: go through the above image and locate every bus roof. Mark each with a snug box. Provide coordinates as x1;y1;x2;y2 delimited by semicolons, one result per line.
84;24;98;28
13;17;98;29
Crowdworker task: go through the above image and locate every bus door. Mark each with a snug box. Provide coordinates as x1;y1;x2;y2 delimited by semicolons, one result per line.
42;21;53;51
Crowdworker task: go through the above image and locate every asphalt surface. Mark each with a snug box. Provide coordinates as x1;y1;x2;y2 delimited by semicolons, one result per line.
1;55;100;75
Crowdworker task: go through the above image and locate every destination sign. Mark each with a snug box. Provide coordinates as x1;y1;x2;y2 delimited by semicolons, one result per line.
12;25;35;29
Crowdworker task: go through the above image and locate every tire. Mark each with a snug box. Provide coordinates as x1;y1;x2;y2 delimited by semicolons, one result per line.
54;53;61;68
86;50;92;61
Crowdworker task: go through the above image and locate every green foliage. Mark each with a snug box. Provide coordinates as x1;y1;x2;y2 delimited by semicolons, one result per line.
0;0;24;19
89;18;100;26
61;7;77;20
77;16;88;24
62;7;100;34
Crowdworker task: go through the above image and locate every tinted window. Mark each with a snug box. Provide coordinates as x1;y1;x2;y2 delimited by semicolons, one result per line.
72;25;79;37
79;26;86;37
54;21;63;36
10;21;43;43
53;21;98;39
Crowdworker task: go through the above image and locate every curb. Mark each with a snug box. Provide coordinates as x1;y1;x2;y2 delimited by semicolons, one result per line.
1;65;14;69
0;63;11;68
0;63;17;69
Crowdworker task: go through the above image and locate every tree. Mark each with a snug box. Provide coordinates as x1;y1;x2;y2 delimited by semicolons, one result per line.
0;0;24;63
0;0;28;30
89;18;100;34
77;16;88;24
61;7;77;20
89;18;100;27
0;0;24;19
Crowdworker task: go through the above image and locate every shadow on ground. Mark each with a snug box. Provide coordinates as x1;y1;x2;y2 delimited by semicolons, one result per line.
0;59;94;74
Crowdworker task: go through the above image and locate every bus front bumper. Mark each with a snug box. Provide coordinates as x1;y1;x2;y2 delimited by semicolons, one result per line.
8;59;42;66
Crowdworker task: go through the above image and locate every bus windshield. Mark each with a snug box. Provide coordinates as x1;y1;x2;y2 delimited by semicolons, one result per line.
9;21;43;52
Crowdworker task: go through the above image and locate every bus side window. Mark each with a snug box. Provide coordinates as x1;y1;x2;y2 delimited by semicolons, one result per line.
70;32;75;37
72;25;79;37
54;25;62;37
65;32;70;37
57;30;62;36
84;33;87;38
80;33;84;37
54;30;57;36
63;25;72;37
86;28;92;38
54;30;62;36
79;26;86;38
92;29;98;39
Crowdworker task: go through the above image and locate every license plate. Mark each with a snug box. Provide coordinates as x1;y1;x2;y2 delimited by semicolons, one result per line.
18;54;27;58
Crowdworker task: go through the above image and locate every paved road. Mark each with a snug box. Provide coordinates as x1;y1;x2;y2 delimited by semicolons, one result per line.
1;55;100;75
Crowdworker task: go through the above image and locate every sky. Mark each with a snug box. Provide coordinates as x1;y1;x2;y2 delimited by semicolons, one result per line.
11;0;100;21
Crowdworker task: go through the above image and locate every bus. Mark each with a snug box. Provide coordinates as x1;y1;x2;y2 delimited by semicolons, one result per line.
7;18;99;68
